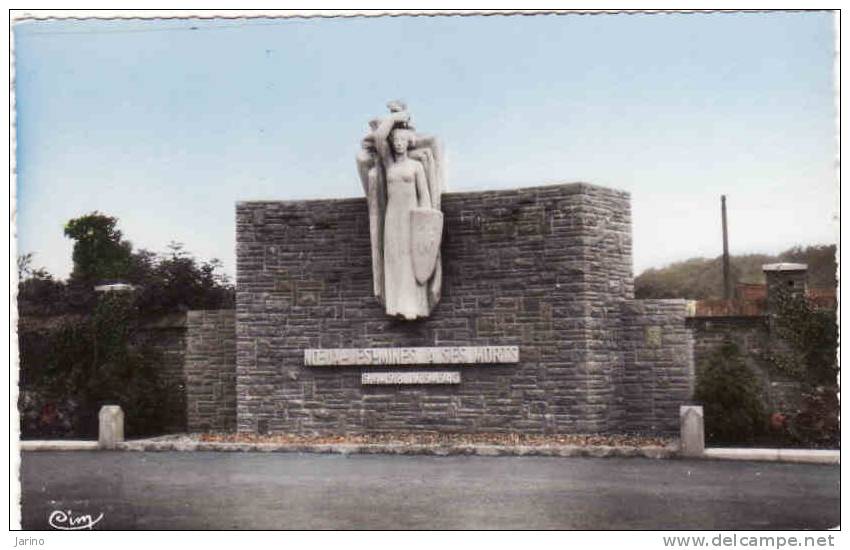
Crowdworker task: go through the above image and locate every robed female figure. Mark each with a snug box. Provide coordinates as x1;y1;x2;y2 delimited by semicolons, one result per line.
356;103;444;320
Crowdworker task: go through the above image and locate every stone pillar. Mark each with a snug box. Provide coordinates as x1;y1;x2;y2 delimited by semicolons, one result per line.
763;263;808;314
98;405;124;449
679;405;704;457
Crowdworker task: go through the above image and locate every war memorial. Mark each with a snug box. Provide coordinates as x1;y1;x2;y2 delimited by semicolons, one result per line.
227;101;694;436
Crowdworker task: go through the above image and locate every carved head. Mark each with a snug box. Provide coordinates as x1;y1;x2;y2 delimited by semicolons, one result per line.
391;128;415;155
387;100;407;113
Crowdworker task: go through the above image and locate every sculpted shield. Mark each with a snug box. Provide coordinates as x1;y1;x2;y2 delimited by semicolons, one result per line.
410;207;443;284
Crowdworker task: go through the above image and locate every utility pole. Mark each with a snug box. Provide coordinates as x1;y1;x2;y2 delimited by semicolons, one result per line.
721;195;732;300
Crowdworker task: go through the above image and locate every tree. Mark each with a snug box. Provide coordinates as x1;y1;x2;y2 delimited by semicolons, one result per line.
778;245;837;289
19;213;234;438
635;245;837;299
130;242;234;313
21;223;234;316
64;212;133;286
17;252;36;281
16;253;67;316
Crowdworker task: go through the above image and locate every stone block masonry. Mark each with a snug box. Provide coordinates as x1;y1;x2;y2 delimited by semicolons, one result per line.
235;182;693;435
618;299;694;433
185;310;237;432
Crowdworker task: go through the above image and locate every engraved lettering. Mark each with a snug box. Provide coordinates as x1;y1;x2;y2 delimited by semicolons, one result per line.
303;346;519;366
362;371;461;385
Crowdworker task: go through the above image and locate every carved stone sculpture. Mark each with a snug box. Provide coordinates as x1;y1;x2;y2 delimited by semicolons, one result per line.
356;101;444;320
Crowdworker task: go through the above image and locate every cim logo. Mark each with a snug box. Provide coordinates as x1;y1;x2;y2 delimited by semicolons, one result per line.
48;509;104;530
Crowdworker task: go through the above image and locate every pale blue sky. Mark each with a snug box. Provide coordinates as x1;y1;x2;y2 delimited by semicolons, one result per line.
13;12;838;281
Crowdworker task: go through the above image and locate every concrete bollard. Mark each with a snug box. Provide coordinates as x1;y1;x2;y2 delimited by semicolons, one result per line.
98;405;125;449
679;405;705;458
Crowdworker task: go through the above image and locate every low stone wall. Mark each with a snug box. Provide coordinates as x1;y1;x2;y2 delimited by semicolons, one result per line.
618;300;695;433
185;310;237;432
686;316;803;412
138;314;188;434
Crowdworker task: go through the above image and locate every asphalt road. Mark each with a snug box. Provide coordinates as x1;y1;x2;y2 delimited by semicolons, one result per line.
18;451;840;530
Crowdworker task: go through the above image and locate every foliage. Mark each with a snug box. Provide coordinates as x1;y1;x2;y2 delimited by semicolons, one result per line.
776;245;838;289
18;293;178;438
763;287;839;447
17;212;232;439
785;387;840;448
767;287;838;386
129;242;234;314
692;287;838;448
16;255;69;316
19;219;234;316
635;256;736;299
64;212;134;286
694;342;766;444
635;244;836;299
17;252;41;281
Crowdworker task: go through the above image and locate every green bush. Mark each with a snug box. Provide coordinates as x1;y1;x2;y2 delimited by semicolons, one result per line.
786;387;839;448
17;213;231;439
695;342;767;444
18;292;178;438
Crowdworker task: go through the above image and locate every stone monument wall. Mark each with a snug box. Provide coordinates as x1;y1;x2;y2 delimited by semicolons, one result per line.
235;182;693;435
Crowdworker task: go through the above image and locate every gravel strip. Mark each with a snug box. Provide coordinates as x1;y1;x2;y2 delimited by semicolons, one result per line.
115;435;678;459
